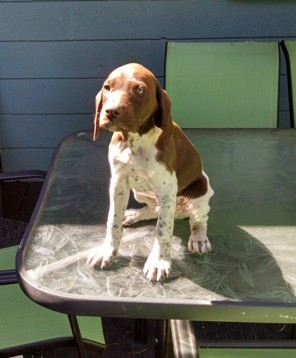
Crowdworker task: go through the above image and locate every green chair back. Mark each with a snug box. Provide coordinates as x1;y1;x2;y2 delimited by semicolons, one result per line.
165;42;280;128
283;40;296;127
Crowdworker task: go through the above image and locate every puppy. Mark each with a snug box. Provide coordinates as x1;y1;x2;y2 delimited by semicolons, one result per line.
87;63;214;281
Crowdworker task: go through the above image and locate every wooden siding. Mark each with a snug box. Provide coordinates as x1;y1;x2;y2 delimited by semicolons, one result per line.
0;0;296;170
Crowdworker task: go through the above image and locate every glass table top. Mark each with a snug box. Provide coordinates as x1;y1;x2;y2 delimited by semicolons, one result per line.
17;129;296;320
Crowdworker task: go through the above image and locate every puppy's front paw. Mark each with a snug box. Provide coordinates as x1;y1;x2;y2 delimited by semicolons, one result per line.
87;244;117;269
188;233;212;254
143;253;171;281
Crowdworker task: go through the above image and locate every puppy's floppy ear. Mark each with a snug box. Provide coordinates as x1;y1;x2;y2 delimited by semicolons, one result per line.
93;90;102;141
155;84;174;138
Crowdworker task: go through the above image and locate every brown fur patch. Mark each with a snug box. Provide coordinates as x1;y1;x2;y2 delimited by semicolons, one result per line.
177;174;208;199
155;133;175;174
156;122;207;200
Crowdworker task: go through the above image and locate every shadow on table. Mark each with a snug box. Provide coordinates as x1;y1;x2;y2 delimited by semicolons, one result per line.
171;219;296;304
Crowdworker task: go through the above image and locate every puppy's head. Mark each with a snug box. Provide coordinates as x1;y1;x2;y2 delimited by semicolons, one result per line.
93;63;173;141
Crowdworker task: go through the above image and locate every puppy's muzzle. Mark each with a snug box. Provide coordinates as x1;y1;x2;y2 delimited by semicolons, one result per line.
105;107;120;121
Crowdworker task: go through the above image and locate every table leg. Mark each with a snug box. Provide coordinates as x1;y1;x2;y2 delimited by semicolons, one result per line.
170;320;198;358
135;319;171;358
68;315;87;358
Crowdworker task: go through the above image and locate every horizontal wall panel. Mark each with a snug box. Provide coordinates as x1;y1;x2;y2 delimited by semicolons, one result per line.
0;40;165;79
1;77;165;114
1;39;285;80
1;78;101;114
1;1;295;41
0;114;93;148
1;148;55;171
0;73;283;115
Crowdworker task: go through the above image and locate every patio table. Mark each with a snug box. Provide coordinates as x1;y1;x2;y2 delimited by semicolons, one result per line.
17;129;296;345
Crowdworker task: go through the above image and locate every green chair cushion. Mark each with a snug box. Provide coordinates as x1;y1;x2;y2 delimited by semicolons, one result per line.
165;42;279;128
1;282;74;349
0;245;18;270
199;348;296;358
0;246;105;351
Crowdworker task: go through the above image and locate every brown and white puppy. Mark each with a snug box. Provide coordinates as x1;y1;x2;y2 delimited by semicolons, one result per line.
87;63;214;281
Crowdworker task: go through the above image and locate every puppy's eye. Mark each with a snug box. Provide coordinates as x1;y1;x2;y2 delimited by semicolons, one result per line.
103;84;111;92
135;87;145;95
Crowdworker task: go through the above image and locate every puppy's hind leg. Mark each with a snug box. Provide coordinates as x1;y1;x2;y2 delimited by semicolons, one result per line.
123;206;158;226
188;187;213;255
123;191;157;226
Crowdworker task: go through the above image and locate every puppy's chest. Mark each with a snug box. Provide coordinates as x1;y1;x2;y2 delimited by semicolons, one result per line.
111;143;157;174
110;135;163;190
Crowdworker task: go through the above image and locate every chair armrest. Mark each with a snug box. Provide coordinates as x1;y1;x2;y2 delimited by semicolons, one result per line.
0;170;47;182
0;269;18;285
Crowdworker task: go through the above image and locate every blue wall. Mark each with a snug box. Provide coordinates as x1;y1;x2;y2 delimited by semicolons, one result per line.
1;1;296;170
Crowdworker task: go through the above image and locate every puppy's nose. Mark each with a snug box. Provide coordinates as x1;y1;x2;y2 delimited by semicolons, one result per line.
105;108;120;119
